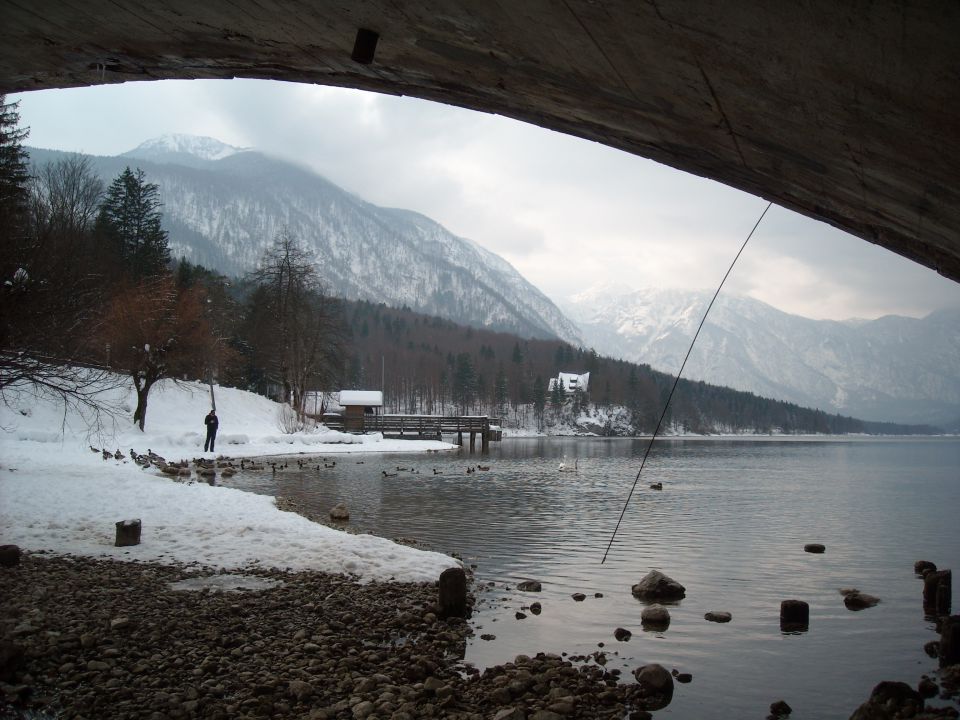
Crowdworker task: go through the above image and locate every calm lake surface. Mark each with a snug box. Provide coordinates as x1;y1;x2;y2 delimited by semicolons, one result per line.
225;436;960;718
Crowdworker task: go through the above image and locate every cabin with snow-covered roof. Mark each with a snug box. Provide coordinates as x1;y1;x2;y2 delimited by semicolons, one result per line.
548;371;590;394
337;390;383;432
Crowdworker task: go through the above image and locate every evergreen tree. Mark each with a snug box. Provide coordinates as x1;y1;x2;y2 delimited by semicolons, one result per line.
0;95;30;247
96;167;170;279
550;376;566;417
452;352;478;414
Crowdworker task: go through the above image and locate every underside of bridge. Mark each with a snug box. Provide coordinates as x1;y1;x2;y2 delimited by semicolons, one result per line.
2;1;958;283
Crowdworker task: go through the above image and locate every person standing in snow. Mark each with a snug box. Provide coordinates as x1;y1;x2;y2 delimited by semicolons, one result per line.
204;410;218;452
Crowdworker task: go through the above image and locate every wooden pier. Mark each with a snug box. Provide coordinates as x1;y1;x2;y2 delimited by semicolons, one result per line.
322;413;501;451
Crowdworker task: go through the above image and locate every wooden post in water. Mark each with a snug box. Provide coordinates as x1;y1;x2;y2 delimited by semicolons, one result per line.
482;429;490;451
469;432;476;452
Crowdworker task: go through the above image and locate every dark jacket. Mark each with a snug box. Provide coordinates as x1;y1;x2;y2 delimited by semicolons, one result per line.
205;413;219;432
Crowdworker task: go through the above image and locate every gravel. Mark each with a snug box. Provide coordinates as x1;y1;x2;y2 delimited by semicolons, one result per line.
1;553;648;719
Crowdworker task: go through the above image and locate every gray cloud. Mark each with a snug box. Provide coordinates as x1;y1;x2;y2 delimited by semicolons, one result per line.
13;79;960;321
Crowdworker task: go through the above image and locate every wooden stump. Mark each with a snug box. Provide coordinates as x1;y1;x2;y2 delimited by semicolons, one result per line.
0;545;21;567
780;599;809;631
438;567;468;619
115;519;142;547
924;570;952;614
941;615;960;667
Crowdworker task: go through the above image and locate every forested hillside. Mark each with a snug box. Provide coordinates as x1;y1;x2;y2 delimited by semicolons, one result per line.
338;300;939;436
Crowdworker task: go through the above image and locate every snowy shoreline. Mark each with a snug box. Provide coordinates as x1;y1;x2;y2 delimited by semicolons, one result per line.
0;377;461;583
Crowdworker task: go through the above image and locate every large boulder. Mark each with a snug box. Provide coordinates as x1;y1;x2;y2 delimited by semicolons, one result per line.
633;663;674;711
631;571;686;601
849;681;923;720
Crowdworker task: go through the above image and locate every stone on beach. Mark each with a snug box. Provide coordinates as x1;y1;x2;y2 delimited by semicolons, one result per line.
631;570;686;601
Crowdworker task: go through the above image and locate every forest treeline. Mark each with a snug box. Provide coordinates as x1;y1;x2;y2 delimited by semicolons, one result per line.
0;96;938;435
336;300;939;435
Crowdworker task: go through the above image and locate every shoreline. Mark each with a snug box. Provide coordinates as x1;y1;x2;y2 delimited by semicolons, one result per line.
0;552;647;720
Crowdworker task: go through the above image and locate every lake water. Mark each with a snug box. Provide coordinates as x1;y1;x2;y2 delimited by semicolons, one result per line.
224;436;960;718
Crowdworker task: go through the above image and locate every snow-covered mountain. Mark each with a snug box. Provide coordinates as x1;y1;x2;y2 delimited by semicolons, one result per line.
121;135;247;166
28;140;582;343
562;285;960;427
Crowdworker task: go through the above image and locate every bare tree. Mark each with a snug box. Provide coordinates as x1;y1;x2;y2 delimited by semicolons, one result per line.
247;229;346;424
29;154;104;248
102;276;219;430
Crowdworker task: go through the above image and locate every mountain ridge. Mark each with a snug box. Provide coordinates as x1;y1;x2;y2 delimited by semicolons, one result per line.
562;286;960;427
28;142;583;344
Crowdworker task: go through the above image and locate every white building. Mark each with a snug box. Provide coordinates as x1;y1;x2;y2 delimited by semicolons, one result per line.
548;371;590;394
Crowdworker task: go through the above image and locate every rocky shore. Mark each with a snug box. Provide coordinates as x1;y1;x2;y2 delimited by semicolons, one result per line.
1;553;659;720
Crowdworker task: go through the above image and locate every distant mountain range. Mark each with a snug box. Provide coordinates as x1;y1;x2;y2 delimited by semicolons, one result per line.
26;136;960;429
562;285;960;428
27;135;583;344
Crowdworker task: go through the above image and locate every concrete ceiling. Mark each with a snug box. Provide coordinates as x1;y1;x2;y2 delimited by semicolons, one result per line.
2;1;959;283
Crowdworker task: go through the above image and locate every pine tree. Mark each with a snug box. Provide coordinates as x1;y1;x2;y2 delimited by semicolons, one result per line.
0;95;30;247
96;167;170;279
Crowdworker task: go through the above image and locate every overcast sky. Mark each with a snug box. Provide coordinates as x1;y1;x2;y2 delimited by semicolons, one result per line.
11;78;960;321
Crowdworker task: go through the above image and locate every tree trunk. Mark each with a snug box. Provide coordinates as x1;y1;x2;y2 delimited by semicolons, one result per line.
133;378;155;431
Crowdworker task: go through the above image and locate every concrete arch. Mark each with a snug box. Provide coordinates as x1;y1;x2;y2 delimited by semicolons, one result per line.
3;1;959;282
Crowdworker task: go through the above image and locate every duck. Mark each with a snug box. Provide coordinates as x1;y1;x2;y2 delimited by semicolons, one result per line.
433;468;443;475
477;464;490;471
382;470;398;477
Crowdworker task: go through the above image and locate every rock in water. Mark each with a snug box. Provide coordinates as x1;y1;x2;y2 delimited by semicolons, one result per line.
641;604;671;629
841;589;880;611
631;570;686;601
803;543;825;553
517;580;542;592
704;611;732;623
849;681;923;720
329;503;350;521
633;663;674;711
769;699;792;717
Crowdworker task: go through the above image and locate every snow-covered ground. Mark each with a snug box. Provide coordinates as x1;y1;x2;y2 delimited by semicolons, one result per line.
0;376;460;582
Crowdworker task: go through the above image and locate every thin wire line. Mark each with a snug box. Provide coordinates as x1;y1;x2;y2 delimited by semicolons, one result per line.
601;201;773;564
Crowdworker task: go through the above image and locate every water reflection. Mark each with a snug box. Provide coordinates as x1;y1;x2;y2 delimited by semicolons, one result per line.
223;437;960;718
